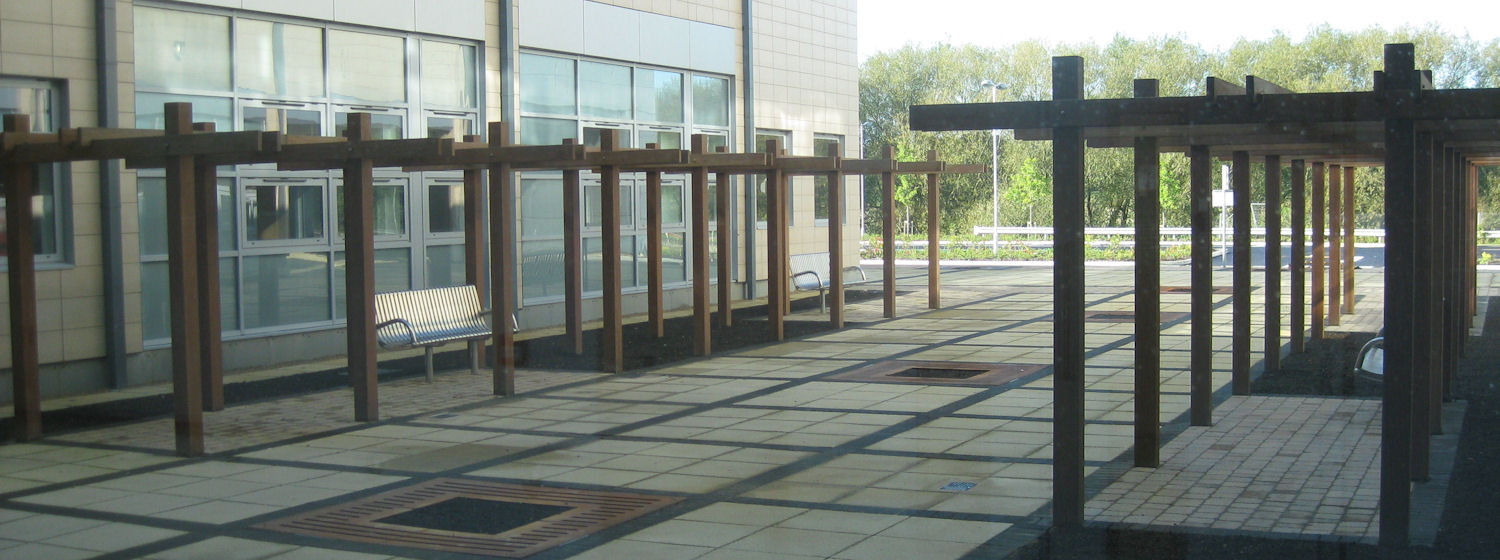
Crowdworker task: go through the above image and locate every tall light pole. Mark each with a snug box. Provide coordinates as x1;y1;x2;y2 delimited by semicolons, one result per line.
980;80;1008;253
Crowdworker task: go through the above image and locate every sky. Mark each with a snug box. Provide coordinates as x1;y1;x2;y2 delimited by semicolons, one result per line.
857;0;1500;61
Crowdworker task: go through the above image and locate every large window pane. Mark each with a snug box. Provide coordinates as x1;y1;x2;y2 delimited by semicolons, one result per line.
335;112;403;139
219;257;238;331
634;69;682;123
585;183;634;228
692;76;729;127
521;178;563;237
135;93;232;131
243;106;321;136
424;244;467;288
0;82;61;262
580;61;631;119
814;135;842;222
521;117;576;145
142;261;169;340
638;128;681;149
138;178;168;256
134;6;230;91
583;125;632;148
336;183;406;238
242;252;331;328
660;182;683;225
236;19;324;97
328;30;405;103
520;54;575;115
245;182;325;242
422;41;477;108
427;115;472;140
662;232;685;283
521;240;565;300
334;248;411;317
754;131;789;223
428;182;464;234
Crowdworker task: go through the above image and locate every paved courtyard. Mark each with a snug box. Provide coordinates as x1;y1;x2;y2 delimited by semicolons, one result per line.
0;264;1470;559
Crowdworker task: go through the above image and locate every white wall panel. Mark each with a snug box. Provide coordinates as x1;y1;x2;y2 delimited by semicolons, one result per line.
582;2;638;62
519;0;583;53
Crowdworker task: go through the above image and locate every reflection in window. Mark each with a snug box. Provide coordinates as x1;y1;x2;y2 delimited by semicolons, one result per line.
143;259;237;340
135;93;232;131
243;106;321;136
638;128;681;149
521;117;576;145
427;116;472;140
242;252;331;328
754;131;789;223
337;184;406;238
237;19;324;97
0;82;61;261
583;126;632;148
520;54;575;115
334;248;412;317
662;232;686;283
421;41;477;108
425;244;467;288
814;135;843;223
692;76;729;126
328;30;406;103
428;183;464;234
522;240;565;299
635;69;683;123
660;182;683;225
139;178;234;255
585;183;634;228
334;112;403;139
134;6;230;91
522;179;563;237
580;61;632;119
245;183;325;242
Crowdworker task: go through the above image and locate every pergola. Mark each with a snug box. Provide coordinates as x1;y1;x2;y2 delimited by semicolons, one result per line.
911;43;1499;547
2;104;978;456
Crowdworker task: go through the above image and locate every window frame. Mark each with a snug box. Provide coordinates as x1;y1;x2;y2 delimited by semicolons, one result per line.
0;77;70;269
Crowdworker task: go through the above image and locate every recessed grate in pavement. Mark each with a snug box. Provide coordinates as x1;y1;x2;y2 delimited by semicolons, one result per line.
833;360;1044;386
1161;285;1235;294
257;478;679;558
1085;310;1191;323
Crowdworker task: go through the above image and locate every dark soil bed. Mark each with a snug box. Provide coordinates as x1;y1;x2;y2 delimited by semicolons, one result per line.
1253;331;1380;397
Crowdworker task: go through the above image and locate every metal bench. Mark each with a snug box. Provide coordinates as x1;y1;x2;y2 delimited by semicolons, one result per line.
790;252;868;312
374;284;513;382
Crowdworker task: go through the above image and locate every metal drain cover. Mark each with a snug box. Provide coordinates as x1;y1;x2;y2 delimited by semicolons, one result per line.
890;367;986;380
374;497;571;534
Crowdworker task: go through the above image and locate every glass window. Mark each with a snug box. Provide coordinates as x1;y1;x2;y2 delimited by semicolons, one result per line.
662;232;686;284
236;19;325;98
243;105;321;136
142;262;170;340
424;244;467;288
521;117;575;146
335;112;403;140
428;182;465;234
421;41;477;108
580;61;632;119
139;177;234;255
586;183;634;228
134;6;231;92
135;93;232;131
334;248;411;317
244;181;325;242
692;76;729;127
427;115;472;140
638;128;681;150
328;30;406;103
522;179;564;237
634;68;683;123
520;54;575;115
242;252;331;328
521;240;565;299
336;183;406;238
0;81;62;263
814;135;843;223
583;125;632;148
754;130;789;224
660;182;683;225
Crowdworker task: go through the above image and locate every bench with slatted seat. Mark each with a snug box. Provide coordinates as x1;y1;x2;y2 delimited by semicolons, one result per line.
374;285;512;382
790;252;868;312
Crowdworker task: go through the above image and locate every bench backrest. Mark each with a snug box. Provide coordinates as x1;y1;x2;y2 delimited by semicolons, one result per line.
789;252;831;278
373;285;488;346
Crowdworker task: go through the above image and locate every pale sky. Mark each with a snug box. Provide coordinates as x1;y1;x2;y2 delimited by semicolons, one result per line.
858;0;1500;60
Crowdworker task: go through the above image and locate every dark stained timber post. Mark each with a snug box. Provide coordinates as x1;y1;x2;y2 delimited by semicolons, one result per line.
488;122;518;391
766;139;786;340
597;129;625;373
1430;146;1447;430
1051;55;1087;529
882;146;896;318
164;103;204;456
716;158;733;327
1328;165;1342;327
927;149;941;309
691;135;712;355
563;140;584;354
828;144;846;328
344;113;379;419
1232;150;1251;395
1290;160;1307;353
1311;163;1326;340
1132;79;1161;468
1190;144;1214;426
1264;155;1282;373
4;114;41;442
1344;166;1356;314
464;135;490;367
646;146;665;338
192;123;225;411
1380;42;1417;548
1412;132;1435;481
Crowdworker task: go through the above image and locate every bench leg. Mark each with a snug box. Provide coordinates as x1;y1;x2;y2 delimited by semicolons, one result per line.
469;341;480;376
424;347;434;383
819;287;827;313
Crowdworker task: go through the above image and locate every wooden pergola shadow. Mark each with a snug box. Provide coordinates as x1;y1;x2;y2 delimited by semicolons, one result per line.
912;43;1498;547
1;105;978;457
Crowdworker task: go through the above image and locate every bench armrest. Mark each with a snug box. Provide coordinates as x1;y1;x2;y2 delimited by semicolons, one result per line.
476;309;520;333
792;270;824;289
842;265;868;283
375;318;420;346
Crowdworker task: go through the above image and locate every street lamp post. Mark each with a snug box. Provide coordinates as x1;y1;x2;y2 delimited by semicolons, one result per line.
980;80;1008;254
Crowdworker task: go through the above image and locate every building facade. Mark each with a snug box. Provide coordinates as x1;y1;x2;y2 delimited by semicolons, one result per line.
0;0;859;400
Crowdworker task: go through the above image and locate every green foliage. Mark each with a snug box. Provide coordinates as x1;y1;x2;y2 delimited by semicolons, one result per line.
861;26;1500;235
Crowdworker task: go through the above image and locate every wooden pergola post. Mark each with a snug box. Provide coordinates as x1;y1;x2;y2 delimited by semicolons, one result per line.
926;149;941;309
193;122;225;411
563;140;584;354
1189;144;1214;426
881;146;896;318
1264;155;1282;373
715;150;734;327
1380;43;1417;548
646;147;665;338
1051;55;1087;529
1231;150;1252;395
597;129;625;372
4;114;41;442
1412;132;1436;482
1311;162;1326;340
344;113;379;419
690;135;712;355
463;134;488;365
828;144;846;327
488;122;518;390
1343;166;1357;313
765;139;786;340
1290;159;1307;353
164;103;204;455
1132;78;1161;468
1328;164;1342;326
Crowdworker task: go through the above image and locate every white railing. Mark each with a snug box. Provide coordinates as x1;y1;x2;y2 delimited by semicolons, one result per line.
971;226;1389;239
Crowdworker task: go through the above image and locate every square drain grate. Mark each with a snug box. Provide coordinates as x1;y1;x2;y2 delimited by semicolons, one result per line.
258;478;679;557
1085;310;1190;323
1161;285;1235;294
833;360;1045;386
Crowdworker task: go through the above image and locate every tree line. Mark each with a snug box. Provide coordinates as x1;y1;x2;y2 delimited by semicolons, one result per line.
860;25;1500;236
